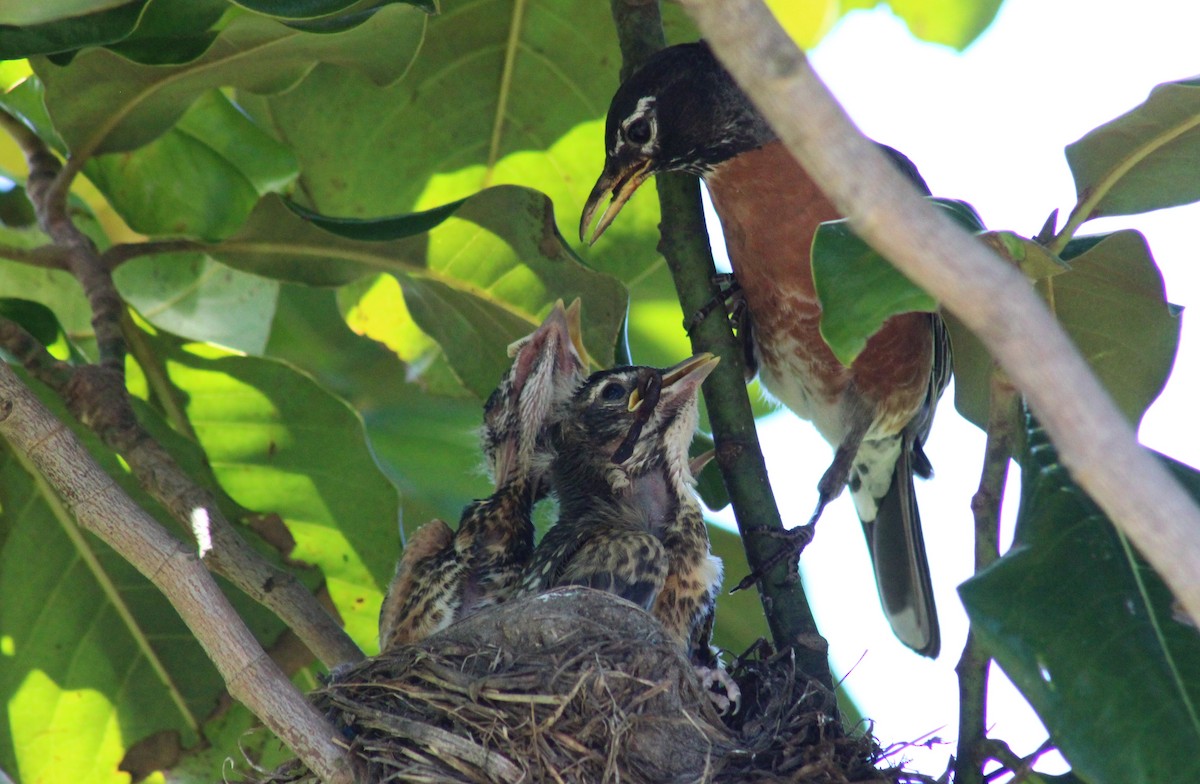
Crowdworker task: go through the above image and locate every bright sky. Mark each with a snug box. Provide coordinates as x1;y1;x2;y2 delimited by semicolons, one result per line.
707;0;1200;776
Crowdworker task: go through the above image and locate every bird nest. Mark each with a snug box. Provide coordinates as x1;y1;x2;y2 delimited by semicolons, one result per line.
252;588;909;783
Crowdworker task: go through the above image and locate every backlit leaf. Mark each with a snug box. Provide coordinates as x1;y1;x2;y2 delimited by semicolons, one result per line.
960;409;1200;784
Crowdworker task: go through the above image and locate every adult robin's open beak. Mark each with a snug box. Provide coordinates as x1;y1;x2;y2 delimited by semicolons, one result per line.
579;155;654;245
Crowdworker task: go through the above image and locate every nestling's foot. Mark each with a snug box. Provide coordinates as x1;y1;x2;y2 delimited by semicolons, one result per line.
695;664;741;716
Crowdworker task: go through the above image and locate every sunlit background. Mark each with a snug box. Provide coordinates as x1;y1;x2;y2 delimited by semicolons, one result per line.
706;0;1200;776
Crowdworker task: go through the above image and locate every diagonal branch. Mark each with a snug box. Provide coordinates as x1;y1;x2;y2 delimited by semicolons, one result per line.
0;362;354;784
0;108;363;668
0;316;363;667
678;0;1200;626
608;0;833;693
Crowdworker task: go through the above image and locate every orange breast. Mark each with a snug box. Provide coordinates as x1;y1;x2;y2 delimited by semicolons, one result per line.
705;141;931;437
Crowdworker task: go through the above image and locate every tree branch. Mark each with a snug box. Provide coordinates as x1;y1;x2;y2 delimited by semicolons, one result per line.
0;242;69;269
677;0;1200;627
956;368;1018;784
608;0;833;692
0;316;364;668
0;363;354;784
0;108;125;371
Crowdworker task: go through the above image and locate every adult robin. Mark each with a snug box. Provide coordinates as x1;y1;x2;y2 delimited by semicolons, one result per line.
520;354;724;666
378;301;588;650
580;42;949;657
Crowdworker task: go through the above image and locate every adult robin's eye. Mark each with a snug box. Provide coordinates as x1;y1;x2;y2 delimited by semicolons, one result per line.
624;117;651;145
601;382;626;401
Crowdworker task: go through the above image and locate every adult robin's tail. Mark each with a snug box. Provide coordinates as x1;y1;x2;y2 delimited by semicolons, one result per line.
855;431;939;657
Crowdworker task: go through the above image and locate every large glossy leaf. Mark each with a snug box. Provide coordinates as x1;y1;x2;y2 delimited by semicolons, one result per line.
0;374;296;784
0;1;145;59
104;0;228;66
231;0;432;19
959;410;1200;784
86;90;298;240
32;2;427;159
242;0;700;370
212;187;627;398
947;230;1179;430
144;328;402;648
1066;78;1200;221
812;198;982;366
116;255;281;355
1;0;135;26
265;284;492;539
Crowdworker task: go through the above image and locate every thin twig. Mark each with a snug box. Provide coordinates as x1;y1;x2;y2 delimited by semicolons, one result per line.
982;738;1055;783
1;108;125;371
0;242;69;269
607;0;833;693
0;363;355;784
677;0;1200;629
955;367;1018;784
0;315;363;668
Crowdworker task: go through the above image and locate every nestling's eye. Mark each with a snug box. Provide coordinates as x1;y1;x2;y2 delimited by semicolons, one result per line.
600;382;627;401
624;117;652;145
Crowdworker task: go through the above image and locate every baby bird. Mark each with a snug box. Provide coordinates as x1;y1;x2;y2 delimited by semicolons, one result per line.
580;42;948;656
521;354;723;665
378;301;587;651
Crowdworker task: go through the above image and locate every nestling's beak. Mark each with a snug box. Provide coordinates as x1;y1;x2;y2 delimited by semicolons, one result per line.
659;352;720;405
494;301;583;485
579;155;655;245
562;298;592;372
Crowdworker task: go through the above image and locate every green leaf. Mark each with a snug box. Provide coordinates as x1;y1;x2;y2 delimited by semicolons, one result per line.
0;182;37;229
241;0;698;366
231;0;431;19
116;255;281;355
104;0;228;65
0;298;75;360
32;2;427;159
144;329;402;648
1066;77;1200;221
0;0;134;26
264;285;489;539
1052;232;1178;423
811;222;937;368
710;523;769;654
0;373;291;784
85;90;298;240
839;0;1002;49
959;409;1200;784
0;2;146;59
948;230;1177;430
813;198;981;366
213;187;627;399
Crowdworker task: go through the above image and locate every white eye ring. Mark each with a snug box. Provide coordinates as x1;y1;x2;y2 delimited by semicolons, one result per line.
617;97;658;153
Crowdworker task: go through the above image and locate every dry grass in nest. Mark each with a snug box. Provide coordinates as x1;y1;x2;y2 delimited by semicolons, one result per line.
250;588;916;783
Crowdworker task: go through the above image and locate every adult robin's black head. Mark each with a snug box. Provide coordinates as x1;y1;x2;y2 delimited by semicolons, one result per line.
581;42;774;243
553;353;718;481
481;299;588;489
